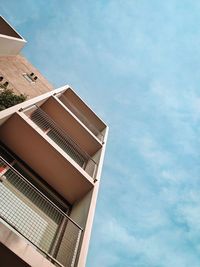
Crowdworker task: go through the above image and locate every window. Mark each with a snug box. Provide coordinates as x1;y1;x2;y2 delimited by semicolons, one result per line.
22;72;38;83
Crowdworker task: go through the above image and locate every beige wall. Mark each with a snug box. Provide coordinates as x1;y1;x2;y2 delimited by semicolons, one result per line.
0;55;53;98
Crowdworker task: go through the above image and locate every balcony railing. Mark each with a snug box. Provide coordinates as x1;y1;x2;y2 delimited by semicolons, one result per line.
0;156;83;267
22;105;97;179
55;93;104;142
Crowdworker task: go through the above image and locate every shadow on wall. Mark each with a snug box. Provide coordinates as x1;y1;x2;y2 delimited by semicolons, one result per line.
0;243;30;267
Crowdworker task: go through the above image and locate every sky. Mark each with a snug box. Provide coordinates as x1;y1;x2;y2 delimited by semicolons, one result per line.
1;1;200;266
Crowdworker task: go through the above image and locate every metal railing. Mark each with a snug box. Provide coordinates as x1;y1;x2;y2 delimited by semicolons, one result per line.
0;156;83;267
56;93;104;142
22;105;97;179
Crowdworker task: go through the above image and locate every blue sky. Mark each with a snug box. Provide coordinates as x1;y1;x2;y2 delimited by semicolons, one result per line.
1;1;200;266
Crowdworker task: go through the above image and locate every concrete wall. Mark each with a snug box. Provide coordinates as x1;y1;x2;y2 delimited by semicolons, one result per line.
0;55;53;98
0;35;26;56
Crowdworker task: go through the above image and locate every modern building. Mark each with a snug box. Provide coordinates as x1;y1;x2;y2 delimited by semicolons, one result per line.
0;16;108;267
0;16;53;98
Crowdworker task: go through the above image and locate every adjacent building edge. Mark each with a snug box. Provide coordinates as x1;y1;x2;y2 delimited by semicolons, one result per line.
76;126;108;267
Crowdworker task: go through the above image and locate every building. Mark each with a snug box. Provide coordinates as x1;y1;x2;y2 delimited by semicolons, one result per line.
0;16;53;98
0;16;108;267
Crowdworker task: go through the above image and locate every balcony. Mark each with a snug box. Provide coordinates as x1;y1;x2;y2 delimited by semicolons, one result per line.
0;156;82;267
55;89;106;142
24;104;98;178
40;96;102;156
0;112;94;204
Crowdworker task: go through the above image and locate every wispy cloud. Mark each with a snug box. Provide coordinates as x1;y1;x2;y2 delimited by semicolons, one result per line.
2;1;200;266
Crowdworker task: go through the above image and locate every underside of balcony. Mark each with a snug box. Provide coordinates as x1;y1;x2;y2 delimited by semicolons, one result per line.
57;88;106;141
0;113;93;204
0;242;30;267
40;96;102;156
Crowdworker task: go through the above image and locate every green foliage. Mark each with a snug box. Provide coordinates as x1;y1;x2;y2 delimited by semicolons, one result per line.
0;88;27;111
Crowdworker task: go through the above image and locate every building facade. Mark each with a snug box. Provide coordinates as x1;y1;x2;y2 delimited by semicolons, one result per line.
0;16;108;267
